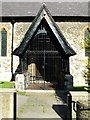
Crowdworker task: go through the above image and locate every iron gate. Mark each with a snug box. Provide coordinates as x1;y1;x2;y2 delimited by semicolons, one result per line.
27;51;62;90
26;23;64;90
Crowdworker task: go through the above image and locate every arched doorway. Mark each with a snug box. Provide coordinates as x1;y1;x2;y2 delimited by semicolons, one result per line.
27;22;63;89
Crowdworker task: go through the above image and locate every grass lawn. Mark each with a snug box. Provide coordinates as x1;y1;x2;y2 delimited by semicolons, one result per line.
0;81;15;88
72;86;85;91
72;86;90;92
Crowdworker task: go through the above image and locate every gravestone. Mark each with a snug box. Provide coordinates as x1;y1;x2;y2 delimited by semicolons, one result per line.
15;74;25;90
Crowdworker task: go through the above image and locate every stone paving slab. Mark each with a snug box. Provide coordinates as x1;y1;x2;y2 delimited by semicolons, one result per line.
17;92;67;119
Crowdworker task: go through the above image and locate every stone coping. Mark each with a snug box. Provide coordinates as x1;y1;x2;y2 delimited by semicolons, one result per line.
0;88;56;93
0;89;89;93
17;89;71;93
17;89;56;93
0;88;16;93
70;91;89;95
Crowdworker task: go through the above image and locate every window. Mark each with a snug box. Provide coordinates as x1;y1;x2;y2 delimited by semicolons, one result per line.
84;27;90;56
84;27;90;48
1;28;7;56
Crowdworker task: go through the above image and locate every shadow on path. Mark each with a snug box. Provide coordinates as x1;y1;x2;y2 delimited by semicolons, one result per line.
55;90;69;103
52;90;69;119
52;105;68;120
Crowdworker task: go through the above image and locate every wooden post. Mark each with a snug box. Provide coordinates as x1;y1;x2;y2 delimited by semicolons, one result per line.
67;93;72;120
11;19;15;81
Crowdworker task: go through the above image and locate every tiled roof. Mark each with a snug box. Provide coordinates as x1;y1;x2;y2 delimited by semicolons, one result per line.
1;2;89;16
13;4;76;56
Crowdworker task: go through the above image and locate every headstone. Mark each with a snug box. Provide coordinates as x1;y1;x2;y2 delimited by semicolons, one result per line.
15;74;25;90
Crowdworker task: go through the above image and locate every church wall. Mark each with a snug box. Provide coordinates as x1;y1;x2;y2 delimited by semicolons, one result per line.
13;23;31;74
57;22;89;86
0;22;89;86
0;23;12;81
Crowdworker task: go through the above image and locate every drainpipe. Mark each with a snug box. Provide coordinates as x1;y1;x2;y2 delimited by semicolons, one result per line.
11;19;15;81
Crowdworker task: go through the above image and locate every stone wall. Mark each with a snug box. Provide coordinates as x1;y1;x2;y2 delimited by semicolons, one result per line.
0;22;89;86
70;91;89;103
0;92;14;119
57;22;89;86
13;23;31;73
0;23;12;81
70;91;90;119
76;102;90;120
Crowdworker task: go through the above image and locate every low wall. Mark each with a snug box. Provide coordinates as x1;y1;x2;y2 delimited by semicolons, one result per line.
0;89;16;119
76;101;90;119
70;91;90;119
70;91;89;105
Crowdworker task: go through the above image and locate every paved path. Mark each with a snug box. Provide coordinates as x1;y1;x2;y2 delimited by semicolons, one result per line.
17;91;68;119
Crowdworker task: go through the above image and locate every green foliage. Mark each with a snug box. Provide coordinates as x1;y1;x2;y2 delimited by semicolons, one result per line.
84;86;90;92
0;82;15;88
83;28;90;86
72;86;90;92
72;86;85;91
84;58;90;86
19;107;25;113
17;91;26;95
84;28;90;48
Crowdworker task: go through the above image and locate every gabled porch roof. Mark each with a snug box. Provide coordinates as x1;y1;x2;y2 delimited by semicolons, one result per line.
13;4;76;57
